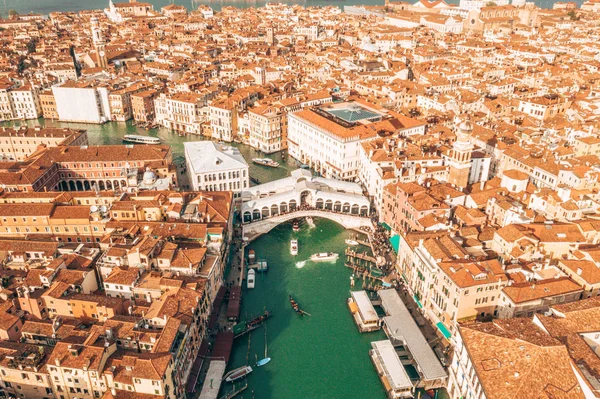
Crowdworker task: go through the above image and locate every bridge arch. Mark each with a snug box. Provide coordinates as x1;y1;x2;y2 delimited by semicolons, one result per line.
242;210;372;242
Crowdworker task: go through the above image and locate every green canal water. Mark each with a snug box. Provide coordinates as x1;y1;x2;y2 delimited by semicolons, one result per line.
2;119;296;185
227;218;387;399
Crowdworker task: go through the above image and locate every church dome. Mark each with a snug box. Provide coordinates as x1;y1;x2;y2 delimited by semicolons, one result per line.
143;168;157;185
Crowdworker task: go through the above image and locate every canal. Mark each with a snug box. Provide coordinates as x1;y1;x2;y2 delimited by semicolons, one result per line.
3;118;390;398
1;119;297;185
228;218;387;399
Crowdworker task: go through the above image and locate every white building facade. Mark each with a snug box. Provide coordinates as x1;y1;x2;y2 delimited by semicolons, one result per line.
248;105;282;154
52;83;111;124
184;141;249;197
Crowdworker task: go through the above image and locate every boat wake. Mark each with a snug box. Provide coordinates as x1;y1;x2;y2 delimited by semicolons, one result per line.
295;260;307;269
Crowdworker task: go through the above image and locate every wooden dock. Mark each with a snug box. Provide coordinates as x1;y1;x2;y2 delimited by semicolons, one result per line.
346;248;377;266
219;382;248;399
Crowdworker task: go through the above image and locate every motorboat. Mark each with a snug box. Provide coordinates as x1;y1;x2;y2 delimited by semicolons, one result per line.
290;240;298;255
248;249;256;263
247;269;255;289
256;357;271;367
252;158;279;168
223;365;253;382
345;239;359;246
292;220;299;232
122;134;161;144
310;252;339;262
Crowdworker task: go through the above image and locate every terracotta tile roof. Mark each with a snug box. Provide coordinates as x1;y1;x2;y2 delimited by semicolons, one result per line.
459;320;584;399
502;277;582;304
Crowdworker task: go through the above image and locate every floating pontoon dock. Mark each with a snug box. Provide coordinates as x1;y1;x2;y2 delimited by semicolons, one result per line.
348;290;381;332
370;340;413;398
378;289;447;389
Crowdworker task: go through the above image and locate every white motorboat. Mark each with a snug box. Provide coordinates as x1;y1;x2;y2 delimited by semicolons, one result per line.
247;269;256;289
345;239;359;246
123;134;161;144
310;252;339;262
252;158;279;168
223;365;253;382
290;240;298;255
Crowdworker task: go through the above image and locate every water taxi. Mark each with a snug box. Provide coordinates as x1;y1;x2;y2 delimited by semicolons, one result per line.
345;239;359;246
248;249;256;263
290;240;298;255
310;252;339;262
223;365;253;382
247;269;256;289
122;134;161;144
253;158;279;168
292;220;299;232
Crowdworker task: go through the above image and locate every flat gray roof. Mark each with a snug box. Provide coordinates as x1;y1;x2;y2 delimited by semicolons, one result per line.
371;340;413;390
352;290;378;322
378;289;447;381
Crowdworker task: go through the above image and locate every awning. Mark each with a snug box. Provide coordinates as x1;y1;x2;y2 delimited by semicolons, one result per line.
413;295;423;309
381;222;392;231
436;322;452;340
389;235;400;253
381;375;392;391
348;301;358;314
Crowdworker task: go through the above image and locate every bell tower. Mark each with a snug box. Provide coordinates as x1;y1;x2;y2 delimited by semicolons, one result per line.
447;117;474;190
91;17;107;69
266;26;274;46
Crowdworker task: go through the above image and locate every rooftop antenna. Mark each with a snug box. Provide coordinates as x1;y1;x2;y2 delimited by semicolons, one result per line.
3;0;7;19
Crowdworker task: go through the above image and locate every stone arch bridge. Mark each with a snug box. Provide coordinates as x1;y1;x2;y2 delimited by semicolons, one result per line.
242;210;373;242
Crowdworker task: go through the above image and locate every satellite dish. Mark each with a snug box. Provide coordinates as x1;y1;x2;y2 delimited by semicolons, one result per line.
100;205;108;213
90;205;98;213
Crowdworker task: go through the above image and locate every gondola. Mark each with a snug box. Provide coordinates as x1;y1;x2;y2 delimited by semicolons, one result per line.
289;295;311;316
289;294;302;315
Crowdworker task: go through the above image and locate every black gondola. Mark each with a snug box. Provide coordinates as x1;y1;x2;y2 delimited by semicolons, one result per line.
289;295;311;316
289;295;303;315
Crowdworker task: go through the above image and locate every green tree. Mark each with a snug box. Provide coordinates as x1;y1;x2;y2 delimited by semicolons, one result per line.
26;38;37;54
17;58;26;73
486;1;497;5
8;9;17;17
567;10;578;20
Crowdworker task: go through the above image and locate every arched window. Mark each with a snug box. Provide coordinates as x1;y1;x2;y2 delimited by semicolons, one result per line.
270;204;279;216
333;201;342;212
